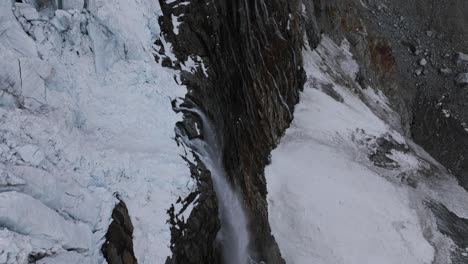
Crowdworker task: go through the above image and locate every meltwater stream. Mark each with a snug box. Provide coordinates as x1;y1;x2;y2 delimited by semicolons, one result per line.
175;105;251;264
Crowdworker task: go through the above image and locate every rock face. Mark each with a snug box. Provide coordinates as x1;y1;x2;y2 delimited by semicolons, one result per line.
165;139;221;264
102;201;138;264
157;0;310;263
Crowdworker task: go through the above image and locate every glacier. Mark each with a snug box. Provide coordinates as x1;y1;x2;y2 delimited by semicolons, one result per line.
0;0;194;263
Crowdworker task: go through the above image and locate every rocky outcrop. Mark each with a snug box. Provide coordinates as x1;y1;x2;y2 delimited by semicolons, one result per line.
157;0;309;263
165;131;222;264
102;200;138;264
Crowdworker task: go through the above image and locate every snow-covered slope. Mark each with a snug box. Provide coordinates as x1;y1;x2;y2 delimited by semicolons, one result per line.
0;1;193;263
267;36;468;264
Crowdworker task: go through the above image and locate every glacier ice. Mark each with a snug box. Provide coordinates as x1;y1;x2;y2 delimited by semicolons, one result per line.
0;0;193;263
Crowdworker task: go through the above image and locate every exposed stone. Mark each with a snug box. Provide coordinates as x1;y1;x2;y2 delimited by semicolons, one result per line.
456;52;468;64
158;0;307;262
440;68;453;76
165;151;221;264
102;200;138;264
369;134;409;169
419;58;427;66
414;68;422;76
455;73;468;86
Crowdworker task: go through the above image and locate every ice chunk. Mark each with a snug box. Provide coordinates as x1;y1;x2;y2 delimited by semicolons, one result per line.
51;10;72;32
16;145;45;166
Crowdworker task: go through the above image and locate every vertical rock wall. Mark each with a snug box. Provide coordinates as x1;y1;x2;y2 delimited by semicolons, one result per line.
157;0;312;263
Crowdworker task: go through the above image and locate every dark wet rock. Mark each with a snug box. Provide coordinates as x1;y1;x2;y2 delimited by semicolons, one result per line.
158;0;311;262
174;111;203;140
428;202;468;250
318;83;344;103
369;134;408;169
411;99;468;190
428;202;468;264
165;151;221;264
102;200;138;264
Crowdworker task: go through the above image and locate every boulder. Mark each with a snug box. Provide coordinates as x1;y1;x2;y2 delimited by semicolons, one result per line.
439;68;453;76
419;58;427;66
456;52;468;64
455;73;468;86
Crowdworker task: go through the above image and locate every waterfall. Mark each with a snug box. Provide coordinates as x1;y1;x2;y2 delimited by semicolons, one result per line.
175;105;251;264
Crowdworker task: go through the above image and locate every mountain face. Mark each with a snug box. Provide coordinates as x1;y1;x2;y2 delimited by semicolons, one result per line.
1;0;468;264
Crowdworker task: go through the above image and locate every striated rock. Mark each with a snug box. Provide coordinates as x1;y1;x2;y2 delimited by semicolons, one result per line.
158;0;309;262
165;152;221;264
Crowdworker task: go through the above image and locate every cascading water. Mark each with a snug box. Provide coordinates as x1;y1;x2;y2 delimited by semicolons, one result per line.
175;103;251;264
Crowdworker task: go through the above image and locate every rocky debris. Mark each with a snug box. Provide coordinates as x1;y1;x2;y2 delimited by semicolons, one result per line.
102;200;138;264
439;68;453;76
455;73;468;86
377;3;388;12
414;68;422;76
456;52;468;64
419;58;427;66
